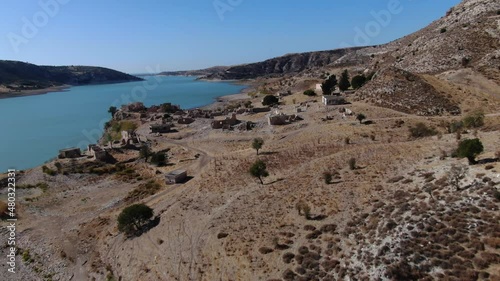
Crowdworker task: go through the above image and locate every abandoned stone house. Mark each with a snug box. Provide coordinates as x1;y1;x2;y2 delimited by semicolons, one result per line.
121;130;140;145
322;95;346;106
87;144;108;161
165;170;187;184
267;110;302;126
58;148;81;159
150;123;171;134
211;114;239;129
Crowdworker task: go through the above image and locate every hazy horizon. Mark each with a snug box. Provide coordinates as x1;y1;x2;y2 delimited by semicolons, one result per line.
1;0;461;74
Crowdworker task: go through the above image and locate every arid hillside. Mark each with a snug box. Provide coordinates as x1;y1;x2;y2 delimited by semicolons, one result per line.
0;0;499;280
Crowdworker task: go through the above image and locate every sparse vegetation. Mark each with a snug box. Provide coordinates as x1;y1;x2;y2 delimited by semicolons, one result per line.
42;165;57;176
409;122;438;139
447;164;469;191
463;110;484;129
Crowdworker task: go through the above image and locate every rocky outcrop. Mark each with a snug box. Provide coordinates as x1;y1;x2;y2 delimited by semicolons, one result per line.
355;67;461;116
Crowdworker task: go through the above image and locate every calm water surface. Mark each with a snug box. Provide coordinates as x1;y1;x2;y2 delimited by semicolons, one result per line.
0;76;246;171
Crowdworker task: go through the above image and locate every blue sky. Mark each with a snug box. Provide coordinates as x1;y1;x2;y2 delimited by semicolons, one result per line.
0;0;461;73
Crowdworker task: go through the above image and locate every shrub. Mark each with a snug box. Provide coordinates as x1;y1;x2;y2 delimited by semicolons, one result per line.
262;95;279;106
456;138;484;164
409;122;438;139
448;121;464;133
463;110;484;129
252;138;264;155
249;160;269;185
303;89;316;96
117;204;154;236
323;172;333;184
295;200;311;219
356;113;366;124
440;28;447;33
348;158;357;170
447;164;469;191
42;165;57;176
139;145;152;160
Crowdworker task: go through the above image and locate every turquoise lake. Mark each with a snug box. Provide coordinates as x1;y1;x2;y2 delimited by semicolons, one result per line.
0;76;246;171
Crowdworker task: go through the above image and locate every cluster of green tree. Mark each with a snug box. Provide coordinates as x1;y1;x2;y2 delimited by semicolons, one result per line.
321;69;372;94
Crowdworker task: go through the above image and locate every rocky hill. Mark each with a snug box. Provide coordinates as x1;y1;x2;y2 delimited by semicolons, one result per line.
0;60;143;90
354;67;462;116
387;0;500;80
204;48;369;80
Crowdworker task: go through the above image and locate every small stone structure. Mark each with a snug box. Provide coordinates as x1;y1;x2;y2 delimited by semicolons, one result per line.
121;130;140;145
267;110;302;126
87;144;108;161
58;148;81;159
211;114;239;129
165;170;187;184
322;95;346;106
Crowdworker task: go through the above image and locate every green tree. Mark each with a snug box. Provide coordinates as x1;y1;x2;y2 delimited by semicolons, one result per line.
262;95;279;107
351;75;367;89
252;138;264;155
456;138;484;165
356;113;366;124
249;159;269;185
303;89;316;96
108;106;118;117
117;204;154;236
139;145;152;160
321;75;337;95
150;152;167;166
338;70;351;91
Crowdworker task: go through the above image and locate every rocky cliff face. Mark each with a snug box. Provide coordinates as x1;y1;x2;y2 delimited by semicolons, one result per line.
204;47;369;80
0;60;143;88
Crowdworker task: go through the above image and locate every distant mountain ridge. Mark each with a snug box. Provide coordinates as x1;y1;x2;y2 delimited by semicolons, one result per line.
161;0;499;83
0;60;143;90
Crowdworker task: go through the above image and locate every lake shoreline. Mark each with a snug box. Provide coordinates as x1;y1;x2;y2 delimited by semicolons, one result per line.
0;85;72;99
